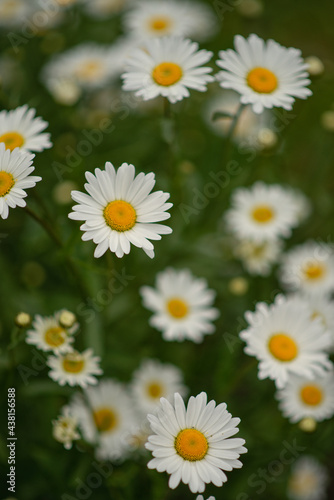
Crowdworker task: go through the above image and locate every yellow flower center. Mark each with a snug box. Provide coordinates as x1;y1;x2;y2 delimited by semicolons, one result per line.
93;407;118;432
247;67;278;94
62;352;85;373
0;171;15;196
103;200;136;232
44;326;66;347
300;385;323;406
303;263;325;281
268;333;298;362
0;131;24;151
152;62;183;87
252;205;274;223
146;382;163;399
149;16;171;32
175;428;208;461
289;473;318;496
75;61;103;81
167;298;189;319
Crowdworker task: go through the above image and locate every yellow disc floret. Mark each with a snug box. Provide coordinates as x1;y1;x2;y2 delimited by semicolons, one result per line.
0;171;15;196
167;298;189;319
62;352;85;373
0;131;25;151
175;428;208;461
152;62;183;86
93;407;118;432
247;67;278;94
103;200;136;232
45;326;66;347
300;385;323;406
252;205;274;223
268;333;298;362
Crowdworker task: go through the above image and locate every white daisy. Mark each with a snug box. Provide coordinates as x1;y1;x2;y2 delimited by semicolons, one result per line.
69;162;172;259
146;392;247;494
296;294;334;351
240;294;333;389
26;310;78;354
0;144;41;220
233;237;283;276
280;241;334;295
68;379;136;461
123;0;218;42
225;182;305;243
287;456;329;500
131;359;188;415
276;370;334;423
0;0;32;27
0;105;52;153
52;406;81;450
122;36;214;104
80;0;129;18
47;349;102;388
140;268;220;343
216;34;312;114
197;496;215;500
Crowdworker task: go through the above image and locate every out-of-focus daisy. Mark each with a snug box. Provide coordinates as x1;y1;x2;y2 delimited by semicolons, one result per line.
131;359;188;415
287;456;329;500
123;0;218;42
80;0;129;18
122;37;214;104
233;238;283;276
68;379;136;460
140;268;219;343
216;34;312;114
47;349;102;388
0;105;52;153
276;370;334;423
0;0;32;27
280;241;334;295
26;310;78;354
298;294;334;350
69;162;172;259
52;406;80;450
146;392;247;493
240;294;333;389
225;182;305;243
0;144;41;220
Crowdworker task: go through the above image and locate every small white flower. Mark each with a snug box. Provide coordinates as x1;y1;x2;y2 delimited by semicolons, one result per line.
240;295;333;389
280;241;334;295
233;238;283;276
287;456;329;500
0;105;52;153
47;349;102;388
26;310;78;354
69;162;172;259
146;392;247;493
216;34;312;114
276;370;334;423
131;359;188;415
140;268;220;343
52;406;80;450
122;36;214;104
0;144;41;220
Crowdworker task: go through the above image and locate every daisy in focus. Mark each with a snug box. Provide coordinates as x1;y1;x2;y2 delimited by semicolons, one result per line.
232;238;284;276
146;392;247;493
240;294;333;388
0;144;41;220
26;310;78;354
140;268;219;342
287;456;329;500
122;37;214;104
68;379;136;461
123;0;218;42
276;370;334;422
52;406;81;450
216;33;312;114
225;182;307;243
131;359;188;415
280;241;334;295
0;105;52;153
47;349;102;388
69;162;172;259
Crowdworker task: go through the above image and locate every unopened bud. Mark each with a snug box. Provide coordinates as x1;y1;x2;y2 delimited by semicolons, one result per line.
305;56;324;77
59;310;77;329
228;277;249;296
298;417;317;433
15;312;32;328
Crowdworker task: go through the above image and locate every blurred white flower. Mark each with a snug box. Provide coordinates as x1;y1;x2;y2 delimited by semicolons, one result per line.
287;456;329;500
47;349;103;388
52;406;80;450
26;310;78;354
233;238;283;276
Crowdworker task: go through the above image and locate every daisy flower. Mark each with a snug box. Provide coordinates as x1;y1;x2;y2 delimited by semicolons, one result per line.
146;392;247;494
287;456;329;500
276;370;334;423
122;36;214;104
52;406;81;450
240;295;333;389
0;105;52;153
69;162;172;259
0;144;41;220
131;359;188;415
68;379;136;460
216;34;312;114
123;0;218;42
140;268;220;343
26;310;78;354
197;496;215;500
297;294;334;350
225;182;306;243
0;0;32;27
280;241;334;295
47;349;102;388
233;237;283;276
80;0;129;19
